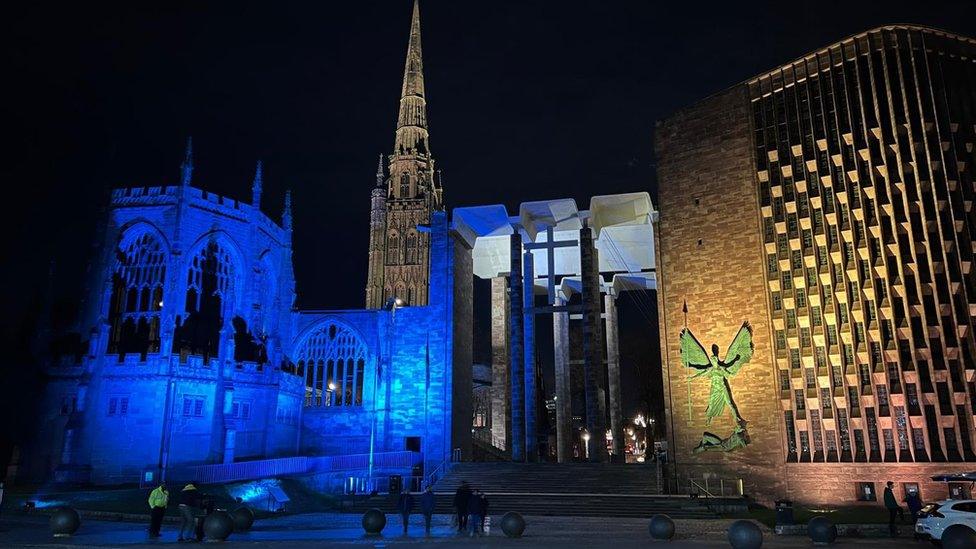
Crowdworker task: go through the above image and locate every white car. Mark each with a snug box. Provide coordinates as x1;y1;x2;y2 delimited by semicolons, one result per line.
915;499;976;543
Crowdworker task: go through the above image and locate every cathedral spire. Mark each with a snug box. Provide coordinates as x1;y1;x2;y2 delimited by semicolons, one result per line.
375;154;385;187
252;160;263;210
393;0;430;158
180;137;193;187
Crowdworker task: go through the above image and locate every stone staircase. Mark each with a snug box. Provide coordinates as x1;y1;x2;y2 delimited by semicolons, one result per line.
345;462;729;519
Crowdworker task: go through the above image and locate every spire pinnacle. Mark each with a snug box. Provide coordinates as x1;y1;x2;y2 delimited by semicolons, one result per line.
401;0;424;99
393;0;430;157
180;137;193;187
375;154;385;187
252;160;263;209
283;190;293;232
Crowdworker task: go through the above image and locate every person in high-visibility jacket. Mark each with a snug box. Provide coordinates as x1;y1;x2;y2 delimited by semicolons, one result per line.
147;481;169;538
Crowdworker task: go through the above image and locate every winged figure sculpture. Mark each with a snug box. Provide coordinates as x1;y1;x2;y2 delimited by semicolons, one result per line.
680;321;754;453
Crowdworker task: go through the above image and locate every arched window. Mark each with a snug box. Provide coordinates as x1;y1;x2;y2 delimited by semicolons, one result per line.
399;173;410;198
175;238;237;362
294;321;368;407
405;231;417;264
108;230;166;357
387;232;400;265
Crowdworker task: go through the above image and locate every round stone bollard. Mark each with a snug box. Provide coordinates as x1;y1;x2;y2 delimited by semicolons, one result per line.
943;524;976;549
807;516;836;545
203;510;234;541
50;506;81;538
232;506;255;532
362;508;386;536
648;514;675;541
727;519;763;549
500;512;526;538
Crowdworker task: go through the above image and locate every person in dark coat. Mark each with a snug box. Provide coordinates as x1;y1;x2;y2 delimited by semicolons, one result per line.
905;490;923;523
453;482;471;532
479;491;489;532
397;490;415;535
177;483;201;542
883;481;904;537
420;486;436;536
468;489;484;537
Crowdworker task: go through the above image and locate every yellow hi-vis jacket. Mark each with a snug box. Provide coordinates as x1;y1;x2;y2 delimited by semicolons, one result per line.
148;486;169;509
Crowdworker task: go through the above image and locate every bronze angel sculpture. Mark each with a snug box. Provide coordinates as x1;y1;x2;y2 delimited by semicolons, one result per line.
680;321;754;453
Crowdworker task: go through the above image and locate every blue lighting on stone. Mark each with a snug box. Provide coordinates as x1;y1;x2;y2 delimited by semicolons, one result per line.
19;151;467;488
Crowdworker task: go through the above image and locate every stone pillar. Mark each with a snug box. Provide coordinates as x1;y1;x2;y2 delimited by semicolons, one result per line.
522;251;537;462
579;225;609;463
490;277;511;451
553;295;572;463
605;293;624;459
508;233;525;462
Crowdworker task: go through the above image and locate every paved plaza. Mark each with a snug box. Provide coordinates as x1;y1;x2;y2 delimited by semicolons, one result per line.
0;512;922;548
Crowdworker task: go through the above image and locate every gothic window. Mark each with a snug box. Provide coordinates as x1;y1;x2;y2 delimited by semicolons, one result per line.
400;173;410;198
405;231;418;264
174;239;237;362
108;229;167;358
294;320;368;407
387;232;400;265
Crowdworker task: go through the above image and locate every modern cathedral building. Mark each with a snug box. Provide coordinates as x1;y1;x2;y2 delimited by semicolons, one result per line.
656;26;976;504
22;0;470;487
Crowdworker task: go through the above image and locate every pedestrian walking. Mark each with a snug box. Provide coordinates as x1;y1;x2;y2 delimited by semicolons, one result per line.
397;490;415;535
420;486;436;536
178;482;201;542
453;482;471;533
147;481;169;538
883;481;904;537
468;489;484;537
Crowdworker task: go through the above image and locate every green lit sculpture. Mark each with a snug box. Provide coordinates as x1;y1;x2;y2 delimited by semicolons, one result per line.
680;321;754;453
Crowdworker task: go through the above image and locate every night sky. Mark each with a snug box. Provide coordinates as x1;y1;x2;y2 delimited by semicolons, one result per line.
2;1;972;455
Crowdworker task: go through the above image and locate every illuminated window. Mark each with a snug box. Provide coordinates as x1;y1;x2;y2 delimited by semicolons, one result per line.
295;321;369;407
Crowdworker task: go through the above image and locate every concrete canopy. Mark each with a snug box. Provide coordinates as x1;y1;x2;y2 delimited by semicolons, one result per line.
451;193;657;283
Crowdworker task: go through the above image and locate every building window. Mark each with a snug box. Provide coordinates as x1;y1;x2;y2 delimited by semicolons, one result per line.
182;396;205;417
107;230;167;356
775;330;787;350
399;173;410;197
790;349;801;370
295;321;369;407
60;395;77;416
231;401;251;420
108;396;129;416
856;482;877;501
772;292;783;311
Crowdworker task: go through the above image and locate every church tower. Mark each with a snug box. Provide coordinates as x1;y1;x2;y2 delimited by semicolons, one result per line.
365;0;443;309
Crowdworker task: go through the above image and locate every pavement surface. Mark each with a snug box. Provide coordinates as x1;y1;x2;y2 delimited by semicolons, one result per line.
0;512;923;548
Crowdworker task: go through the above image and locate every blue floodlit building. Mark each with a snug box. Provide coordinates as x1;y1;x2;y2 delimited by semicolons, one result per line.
22;147;469;486
22;0;472;487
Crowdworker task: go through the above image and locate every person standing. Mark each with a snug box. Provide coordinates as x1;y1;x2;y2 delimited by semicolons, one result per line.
883;481;903;537
453;482;470;533
905;489;922;523
147;481;169;538
178;482;200;542
397;490;415;535
420;486;436;536
468;489;483;537
479;491;489;533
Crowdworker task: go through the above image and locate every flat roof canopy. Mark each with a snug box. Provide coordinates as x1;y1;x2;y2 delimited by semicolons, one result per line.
451;192;657;286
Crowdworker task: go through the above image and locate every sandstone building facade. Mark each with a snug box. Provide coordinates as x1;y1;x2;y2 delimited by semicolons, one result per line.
365;0;444;309
657;26;976;504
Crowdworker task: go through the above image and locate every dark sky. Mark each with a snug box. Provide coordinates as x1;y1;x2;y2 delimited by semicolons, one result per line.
2;0;973;342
